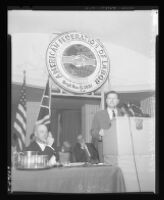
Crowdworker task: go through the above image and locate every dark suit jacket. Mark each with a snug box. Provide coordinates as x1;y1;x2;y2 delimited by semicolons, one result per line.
91;108;123;141
24;141;57;160
72;143;99;163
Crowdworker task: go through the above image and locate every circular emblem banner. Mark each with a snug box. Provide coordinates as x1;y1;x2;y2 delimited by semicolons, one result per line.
46;31;110;94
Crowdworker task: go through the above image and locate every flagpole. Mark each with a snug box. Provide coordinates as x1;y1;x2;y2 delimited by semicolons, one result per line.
36;78;49;121
48;75;52;135
23;70;26;82
23;70;27;147
49;75;51;118
35;75;51;132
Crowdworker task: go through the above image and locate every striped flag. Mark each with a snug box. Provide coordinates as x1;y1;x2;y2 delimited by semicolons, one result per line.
36;78;51;131
13;71;27;151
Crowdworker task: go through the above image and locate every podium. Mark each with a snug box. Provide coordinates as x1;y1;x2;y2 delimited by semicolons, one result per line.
102;117;155;192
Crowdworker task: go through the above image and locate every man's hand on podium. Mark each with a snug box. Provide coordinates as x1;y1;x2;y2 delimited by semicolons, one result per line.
99;129;104;136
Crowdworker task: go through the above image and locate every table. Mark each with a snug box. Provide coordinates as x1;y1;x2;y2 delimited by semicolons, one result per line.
11;165;126;193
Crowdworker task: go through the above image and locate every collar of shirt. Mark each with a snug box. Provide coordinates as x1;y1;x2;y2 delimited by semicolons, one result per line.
36;141;55;152
36;141;46;151
107;108;118;119
80;143;87;149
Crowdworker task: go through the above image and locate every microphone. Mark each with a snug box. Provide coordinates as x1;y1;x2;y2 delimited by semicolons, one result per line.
127;103;135;116
130;103;144;117
121;103;134;116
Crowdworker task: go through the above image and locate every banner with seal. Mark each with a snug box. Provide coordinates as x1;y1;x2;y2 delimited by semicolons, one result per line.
46;31;110;94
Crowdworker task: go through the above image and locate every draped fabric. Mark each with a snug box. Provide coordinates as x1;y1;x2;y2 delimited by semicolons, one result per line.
60;110;81;147
50;109;81;149
12;166;126;193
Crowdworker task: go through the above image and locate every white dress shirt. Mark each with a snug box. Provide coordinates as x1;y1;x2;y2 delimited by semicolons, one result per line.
36;141;55;151
36;141;46;151
36;141;56;165
107;108;118;119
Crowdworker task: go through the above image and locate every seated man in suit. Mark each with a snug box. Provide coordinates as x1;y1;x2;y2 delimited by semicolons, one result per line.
24;124;57;165
72;134;99;164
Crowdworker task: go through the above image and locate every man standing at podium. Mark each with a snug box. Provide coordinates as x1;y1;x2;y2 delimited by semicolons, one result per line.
91;91;124;161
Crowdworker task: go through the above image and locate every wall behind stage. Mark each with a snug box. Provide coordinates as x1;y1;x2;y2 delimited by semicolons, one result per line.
12;100;82;148
11;33;155;92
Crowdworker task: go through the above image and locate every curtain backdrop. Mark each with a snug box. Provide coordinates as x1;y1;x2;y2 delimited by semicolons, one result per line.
50;109;81;149
13;101;81;149
60;110;81;148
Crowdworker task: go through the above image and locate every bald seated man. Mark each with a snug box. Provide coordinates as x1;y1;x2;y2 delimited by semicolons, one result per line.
24;124;57;165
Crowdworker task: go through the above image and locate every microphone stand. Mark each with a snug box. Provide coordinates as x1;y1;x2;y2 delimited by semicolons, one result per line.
127;114;142;192
130;103;144;117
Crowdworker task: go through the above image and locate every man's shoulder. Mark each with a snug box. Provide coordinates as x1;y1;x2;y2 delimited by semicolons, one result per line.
28;141;38;147
86;143;95;148
94;109;108;117
95;109;107;115
24;141;39;151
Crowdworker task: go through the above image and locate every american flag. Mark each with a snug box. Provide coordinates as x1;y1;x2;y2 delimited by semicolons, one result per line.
36;78;51;131
13;71;27;151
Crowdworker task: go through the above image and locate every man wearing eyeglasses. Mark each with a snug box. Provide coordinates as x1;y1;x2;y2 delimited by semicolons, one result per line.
91;91;124;154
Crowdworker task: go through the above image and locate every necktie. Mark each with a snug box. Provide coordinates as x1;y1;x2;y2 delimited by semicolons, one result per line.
112;110;116;118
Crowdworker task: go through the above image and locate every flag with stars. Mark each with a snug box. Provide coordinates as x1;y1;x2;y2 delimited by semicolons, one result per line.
13;71;27;151
36;78;51;131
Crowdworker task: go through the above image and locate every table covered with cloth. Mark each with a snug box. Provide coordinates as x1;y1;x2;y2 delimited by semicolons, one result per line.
11;165;126;193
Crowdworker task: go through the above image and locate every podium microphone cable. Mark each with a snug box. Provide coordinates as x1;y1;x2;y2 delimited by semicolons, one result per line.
127;115;142;192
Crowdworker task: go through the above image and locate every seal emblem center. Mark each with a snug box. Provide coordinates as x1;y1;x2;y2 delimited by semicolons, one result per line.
46;32;110;94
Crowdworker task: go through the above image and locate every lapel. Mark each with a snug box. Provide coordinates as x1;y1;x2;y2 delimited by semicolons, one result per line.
104;109;111;120
35;141;45;151
86;143;90;152
105;108;122;118
85;143;91;157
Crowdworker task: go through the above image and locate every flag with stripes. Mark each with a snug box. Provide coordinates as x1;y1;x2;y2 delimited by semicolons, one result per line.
13;71;27;152
36;79;51;131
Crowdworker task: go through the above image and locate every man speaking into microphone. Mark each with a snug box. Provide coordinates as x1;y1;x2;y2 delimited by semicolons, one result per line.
91;91;124;152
